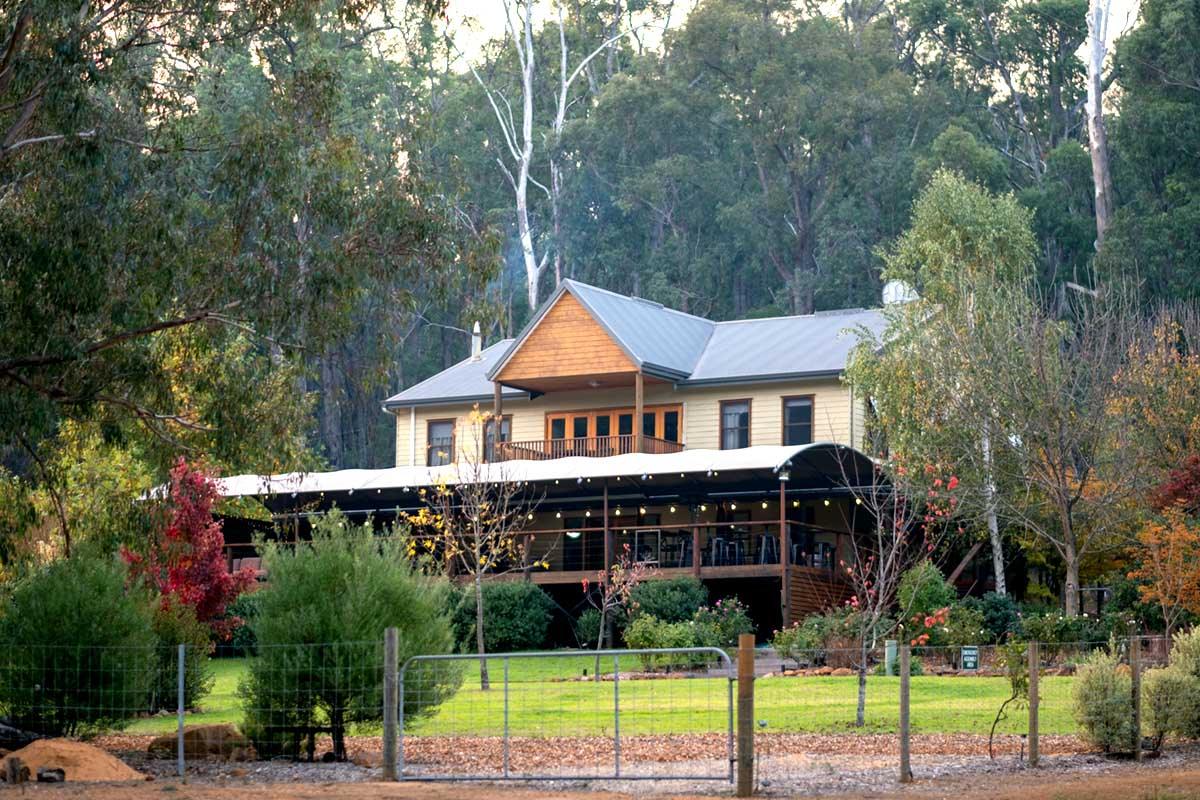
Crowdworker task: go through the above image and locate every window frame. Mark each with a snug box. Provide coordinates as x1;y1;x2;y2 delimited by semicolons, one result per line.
719;398;752;450
781;394;816;447
425;418;456;466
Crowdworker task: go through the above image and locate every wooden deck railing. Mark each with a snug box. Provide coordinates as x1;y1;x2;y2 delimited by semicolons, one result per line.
494;434;684;461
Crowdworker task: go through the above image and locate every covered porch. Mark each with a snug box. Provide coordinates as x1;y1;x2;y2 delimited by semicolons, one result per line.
216;443;877;628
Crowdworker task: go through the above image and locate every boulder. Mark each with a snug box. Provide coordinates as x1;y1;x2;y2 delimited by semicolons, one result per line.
830;667;854;677
147;724;255;761
0;721;41;752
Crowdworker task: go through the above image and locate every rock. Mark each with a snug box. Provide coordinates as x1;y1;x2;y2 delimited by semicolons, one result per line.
817;667;834;676
830;667;854;677
230;768;248;778
0;721;41;752
36;767;65;783
3;756;31;784
148;724;255;761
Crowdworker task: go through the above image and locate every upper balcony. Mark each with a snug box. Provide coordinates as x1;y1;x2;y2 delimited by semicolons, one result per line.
494;434;684;462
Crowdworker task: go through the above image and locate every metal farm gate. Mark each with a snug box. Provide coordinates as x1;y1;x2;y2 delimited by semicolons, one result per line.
397;647;735;782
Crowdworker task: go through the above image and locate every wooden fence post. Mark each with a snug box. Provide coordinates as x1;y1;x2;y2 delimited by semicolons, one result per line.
899;644;912;783
736;633;755;797
1130;634;1142;762
1028;640;1039;767
382;627;399;780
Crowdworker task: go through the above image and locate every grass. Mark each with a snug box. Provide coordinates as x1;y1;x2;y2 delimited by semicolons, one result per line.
125;654;1081;738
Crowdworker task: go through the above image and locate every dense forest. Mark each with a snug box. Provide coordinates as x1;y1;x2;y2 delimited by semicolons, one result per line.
0;0;1197;560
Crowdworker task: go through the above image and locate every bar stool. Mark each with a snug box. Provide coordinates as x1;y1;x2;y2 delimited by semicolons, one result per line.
758;534;779;564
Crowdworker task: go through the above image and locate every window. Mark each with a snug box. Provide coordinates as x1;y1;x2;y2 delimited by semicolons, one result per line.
663;410;680;443
550;418;566;439
484;416;511;462
573;416;589;438
618;414;633;436
720;400;751;449
782;396;814;446
426;420;455;466
643;412;656;437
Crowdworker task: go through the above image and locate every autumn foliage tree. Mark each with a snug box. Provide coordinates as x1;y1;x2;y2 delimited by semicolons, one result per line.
1129;507;1200;636
124;459;256;638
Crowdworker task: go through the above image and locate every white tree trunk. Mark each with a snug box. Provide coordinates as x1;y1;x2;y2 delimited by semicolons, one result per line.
1086;0;1115;246
979;421;1007;595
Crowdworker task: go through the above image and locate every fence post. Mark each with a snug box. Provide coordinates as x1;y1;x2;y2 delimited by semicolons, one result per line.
382;627;399;781
736;633;755;797
1028;640;1039;767
899;643;911;784
176;643;186;780
1130;634;1142;762
613;653;621;778
503;656;510;778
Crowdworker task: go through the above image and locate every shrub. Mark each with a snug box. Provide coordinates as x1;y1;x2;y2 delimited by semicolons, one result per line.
1019;611;1107;654
770;607;886;669
771;623;815;667
692;597;755;649
622;614;698;669
629;577;707;623
943;605;988;648
1142;667;1200;750
0;555;156;736
1072;647;1133;752
150;603;214;712
575;608;602;648
223;591;261;656
898;560;956;619
1168;627;1200;677
239;513;459;760
450;581;555;653
963;592;1021;643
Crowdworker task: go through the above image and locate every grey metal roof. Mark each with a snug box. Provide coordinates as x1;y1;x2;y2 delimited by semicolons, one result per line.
562;280;715;378
684;308;887;384
384;281;887;408
381;340;524;409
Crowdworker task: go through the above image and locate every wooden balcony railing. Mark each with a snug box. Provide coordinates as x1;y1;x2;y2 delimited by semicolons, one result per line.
493;434;684;461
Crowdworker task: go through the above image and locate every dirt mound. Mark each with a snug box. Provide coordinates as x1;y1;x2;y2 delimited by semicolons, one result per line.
147;724;254;760
7;739;145;782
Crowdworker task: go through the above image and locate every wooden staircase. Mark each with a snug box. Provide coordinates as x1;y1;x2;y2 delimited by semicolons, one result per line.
787;566;853;625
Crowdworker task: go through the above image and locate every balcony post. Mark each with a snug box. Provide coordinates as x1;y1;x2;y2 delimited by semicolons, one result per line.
779;478;791;626
602;482;612;647
634;372;644;453
492;382;503;459
691;505;702;578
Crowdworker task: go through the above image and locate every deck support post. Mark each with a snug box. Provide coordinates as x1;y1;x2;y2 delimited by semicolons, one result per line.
691;505;702;578
634;372;644;453
602;483;612;646
779;478;791;627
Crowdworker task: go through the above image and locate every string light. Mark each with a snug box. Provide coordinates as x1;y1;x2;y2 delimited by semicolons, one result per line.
555;511;562;519
526;512;534;520
761;500;769;509
614;508;622;516
730;502;737;510
792;500;799;508
855;497;863;505
669;505;677;514
585;509;592;517
824;499;831;506
639;506;647;515
700;504;708;512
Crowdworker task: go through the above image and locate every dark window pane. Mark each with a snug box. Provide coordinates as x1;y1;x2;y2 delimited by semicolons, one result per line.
663;411;679;442
573;417;589;438
550;418;566;439
643;412;656;437
721;401;750;449
595;415;610;436
484;418;511;462
427;421;454;466
784;397;813;446
618;414;633;436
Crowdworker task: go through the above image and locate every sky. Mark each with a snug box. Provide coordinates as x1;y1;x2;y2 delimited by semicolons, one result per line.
443;0;1144;57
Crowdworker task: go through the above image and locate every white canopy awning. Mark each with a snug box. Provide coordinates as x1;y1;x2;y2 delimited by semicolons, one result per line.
216;443;863;499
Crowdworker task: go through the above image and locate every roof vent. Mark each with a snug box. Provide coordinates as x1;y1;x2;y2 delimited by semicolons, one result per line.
882;280;919;306
470;321;482;360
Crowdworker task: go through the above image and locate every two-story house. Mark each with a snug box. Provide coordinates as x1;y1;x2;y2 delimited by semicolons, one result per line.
219;279;888;633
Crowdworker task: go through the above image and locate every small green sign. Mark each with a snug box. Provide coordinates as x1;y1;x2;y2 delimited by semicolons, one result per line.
961;645;980;671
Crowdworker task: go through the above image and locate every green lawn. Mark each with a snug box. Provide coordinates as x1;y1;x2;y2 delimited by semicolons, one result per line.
127;655;1080;739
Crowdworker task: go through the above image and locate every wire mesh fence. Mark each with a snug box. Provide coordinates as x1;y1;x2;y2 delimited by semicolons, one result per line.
398;647;735;781
0;634;1184;789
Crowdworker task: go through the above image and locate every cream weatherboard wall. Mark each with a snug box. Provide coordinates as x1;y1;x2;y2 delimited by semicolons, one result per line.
392;377;863;467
